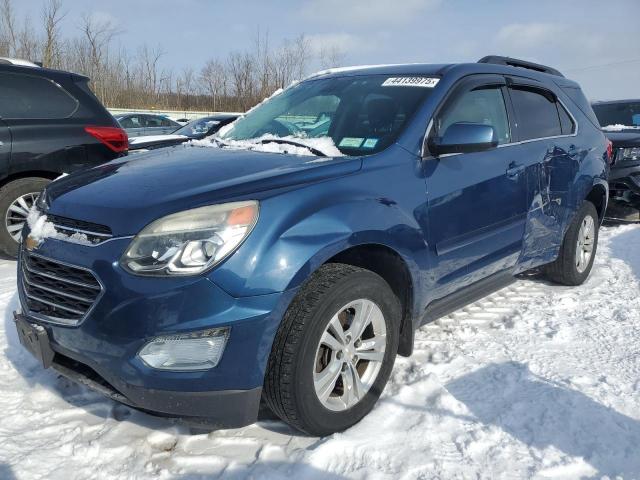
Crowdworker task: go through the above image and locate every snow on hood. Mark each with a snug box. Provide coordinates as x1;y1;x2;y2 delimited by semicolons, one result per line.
129;134;188;145
189;134;344;157
26;207;92;246
602;124;640;132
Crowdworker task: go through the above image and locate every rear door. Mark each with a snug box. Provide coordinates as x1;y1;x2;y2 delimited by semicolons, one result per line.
143;115;171;136
423;75;529;296
0;70;91;175
159;116;179;134
506;79;579;259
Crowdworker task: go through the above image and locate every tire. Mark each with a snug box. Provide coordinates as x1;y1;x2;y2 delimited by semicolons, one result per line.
0;177;50;258
264;263;401;436
545;201;599;286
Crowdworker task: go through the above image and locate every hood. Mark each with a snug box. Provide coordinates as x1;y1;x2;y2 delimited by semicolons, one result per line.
603;130;640;148
44;145;362;236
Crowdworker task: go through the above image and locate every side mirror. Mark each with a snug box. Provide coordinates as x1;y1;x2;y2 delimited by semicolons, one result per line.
429;122;498;156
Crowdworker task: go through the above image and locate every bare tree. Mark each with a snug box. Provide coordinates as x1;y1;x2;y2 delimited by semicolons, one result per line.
136;44;166;105
227;50;258;111
41;0;65;67
0;0;18;56
319;44;346;70
79;12;120;101
272;34;310;89
0;0;337;112
200;59;228;111
14;14;39;60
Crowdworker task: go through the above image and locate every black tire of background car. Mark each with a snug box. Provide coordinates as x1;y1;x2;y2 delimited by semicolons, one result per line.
263;263;401;436
0;177;50;258
545;201;599;286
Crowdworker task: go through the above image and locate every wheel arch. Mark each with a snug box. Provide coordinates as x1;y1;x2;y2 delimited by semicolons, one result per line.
283;241;419;357
327;244;415;357
0;170;60;188
584;180;608;223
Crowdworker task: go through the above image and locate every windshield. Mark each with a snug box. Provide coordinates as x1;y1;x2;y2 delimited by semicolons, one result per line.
175;117;221;137
219;74;437;156
593;101;640;129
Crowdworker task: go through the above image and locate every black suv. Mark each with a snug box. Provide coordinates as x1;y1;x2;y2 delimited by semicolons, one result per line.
0;59;127;256
592;100;640;222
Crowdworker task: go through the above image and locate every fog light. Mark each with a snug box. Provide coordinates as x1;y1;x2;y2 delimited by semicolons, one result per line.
138;328;229;371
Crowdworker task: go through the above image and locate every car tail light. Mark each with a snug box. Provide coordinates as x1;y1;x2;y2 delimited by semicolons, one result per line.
606;140;614;165
85;126;128;153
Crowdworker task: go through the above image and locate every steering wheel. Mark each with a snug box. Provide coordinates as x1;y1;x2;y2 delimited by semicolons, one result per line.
255;119;301;137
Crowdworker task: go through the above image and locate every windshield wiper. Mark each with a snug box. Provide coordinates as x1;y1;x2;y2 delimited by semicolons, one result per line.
259;138;327;157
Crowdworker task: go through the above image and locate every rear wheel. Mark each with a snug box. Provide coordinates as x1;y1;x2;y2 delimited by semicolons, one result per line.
545;201;599;286
263;263;400;435
0;177;50;258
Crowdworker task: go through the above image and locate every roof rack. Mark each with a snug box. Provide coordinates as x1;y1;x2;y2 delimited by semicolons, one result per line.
477;55;564;77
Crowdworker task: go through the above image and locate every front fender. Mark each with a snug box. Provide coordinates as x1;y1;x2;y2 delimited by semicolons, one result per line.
208;177;428;299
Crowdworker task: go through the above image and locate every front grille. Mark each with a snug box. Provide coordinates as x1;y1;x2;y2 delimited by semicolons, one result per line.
20;251;102;325
45;213;112;244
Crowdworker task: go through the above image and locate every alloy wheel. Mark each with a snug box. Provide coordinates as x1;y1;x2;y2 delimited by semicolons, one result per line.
575;214;595;273
313;298;387;411
5;192;39;242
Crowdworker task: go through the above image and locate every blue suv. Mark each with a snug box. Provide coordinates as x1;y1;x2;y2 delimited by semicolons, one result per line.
14;56;610;435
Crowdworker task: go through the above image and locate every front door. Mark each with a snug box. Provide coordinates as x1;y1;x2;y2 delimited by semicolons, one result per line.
423;75;528;297
0;119;11;177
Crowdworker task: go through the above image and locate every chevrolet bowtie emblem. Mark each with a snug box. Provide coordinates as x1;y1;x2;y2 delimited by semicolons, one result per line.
24;234;41;251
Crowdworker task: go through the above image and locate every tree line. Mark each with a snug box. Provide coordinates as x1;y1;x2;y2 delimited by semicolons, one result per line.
0;0;345;112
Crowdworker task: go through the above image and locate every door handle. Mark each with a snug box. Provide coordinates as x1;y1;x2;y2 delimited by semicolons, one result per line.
506;163;525;178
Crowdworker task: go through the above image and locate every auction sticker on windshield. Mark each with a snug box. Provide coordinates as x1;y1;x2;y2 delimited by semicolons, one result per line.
339;137;364;148
381;77;440;88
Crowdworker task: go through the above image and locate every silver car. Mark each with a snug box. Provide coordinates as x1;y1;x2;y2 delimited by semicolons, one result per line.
115;113;181;138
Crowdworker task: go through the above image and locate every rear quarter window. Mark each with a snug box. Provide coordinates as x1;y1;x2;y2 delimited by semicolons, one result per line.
557;102;575;135
560;86;600;128
0;72;79;120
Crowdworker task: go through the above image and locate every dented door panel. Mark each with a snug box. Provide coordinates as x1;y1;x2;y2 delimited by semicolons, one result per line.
516;133;609;272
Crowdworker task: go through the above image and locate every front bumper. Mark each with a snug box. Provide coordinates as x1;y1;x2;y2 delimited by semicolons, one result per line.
16;236;295;426
606;162;640;222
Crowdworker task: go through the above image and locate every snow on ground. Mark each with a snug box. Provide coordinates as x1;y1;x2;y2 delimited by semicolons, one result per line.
1;225;640;479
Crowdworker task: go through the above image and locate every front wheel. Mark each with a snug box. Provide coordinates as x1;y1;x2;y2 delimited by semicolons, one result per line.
545;201;599;286
263;263;400;435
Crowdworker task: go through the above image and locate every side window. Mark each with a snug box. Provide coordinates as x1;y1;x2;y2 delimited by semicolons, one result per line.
119;116;134;128
121;116;143;128
509;87;562;140
562;86;600;128
437;86;511;144
0;72;78;119
145;116;163;127
557;102;575;135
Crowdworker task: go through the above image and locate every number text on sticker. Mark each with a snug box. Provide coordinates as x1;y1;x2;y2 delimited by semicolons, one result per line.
381;77;440;88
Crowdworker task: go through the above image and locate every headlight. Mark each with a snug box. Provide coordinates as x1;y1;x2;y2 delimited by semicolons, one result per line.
620;147;640;163
122;201;258;276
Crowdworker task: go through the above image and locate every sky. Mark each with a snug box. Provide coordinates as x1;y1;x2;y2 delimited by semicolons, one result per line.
13;0;640;100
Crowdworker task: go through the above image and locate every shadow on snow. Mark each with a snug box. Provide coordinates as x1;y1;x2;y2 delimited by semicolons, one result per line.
446;361;640;478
